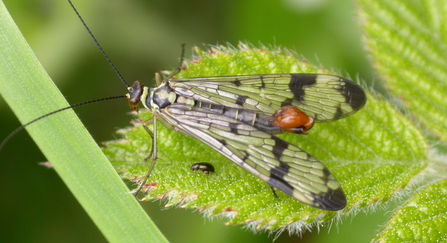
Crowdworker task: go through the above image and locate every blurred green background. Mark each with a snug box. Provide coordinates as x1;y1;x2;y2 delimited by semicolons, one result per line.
1;0;387;242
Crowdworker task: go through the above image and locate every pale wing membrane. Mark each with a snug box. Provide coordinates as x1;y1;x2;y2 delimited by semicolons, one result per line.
157;104;346;210
170;74;366;122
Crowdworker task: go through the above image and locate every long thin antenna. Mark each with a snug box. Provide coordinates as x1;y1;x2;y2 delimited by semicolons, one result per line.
67;0;129;88
0;95;127;151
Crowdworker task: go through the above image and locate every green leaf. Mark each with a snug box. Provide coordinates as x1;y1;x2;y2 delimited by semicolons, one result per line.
359;0;447;241
0;1;166;242
104;44;428;233
359;0;447;141
375;179;447;242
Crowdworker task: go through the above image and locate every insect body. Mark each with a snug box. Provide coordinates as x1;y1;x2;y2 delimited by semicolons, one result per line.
269;106;315;134
129;73;366;211
191;162;215;174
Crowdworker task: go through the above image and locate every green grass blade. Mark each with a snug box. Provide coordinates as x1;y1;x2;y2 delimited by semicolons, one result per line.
0;2;167;242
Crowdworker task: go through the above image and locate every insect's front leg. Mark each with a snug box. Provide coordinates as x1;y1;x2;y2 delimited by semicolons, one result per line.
133;117;158;197
141;118;155;162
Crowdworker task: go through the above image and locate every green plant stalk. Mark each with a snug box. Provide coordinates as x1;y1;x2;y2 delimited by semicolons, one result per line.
0;2;167;242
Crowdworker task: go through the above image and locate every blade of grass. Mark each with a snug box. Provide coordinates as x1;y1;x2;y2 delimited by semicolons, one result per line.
0;1;167;242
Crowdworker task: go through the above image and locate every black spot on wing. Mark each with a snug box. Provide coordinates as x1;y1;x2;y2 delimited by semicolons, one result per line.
311;167;346;210
232;79;242;87
288;74;318;101
322;167;331;177
269;164;290;179
267;137;293;200
270;136;291;172
271;136;289;160
242;152;249;161
340;79;367;111
236;95;248;106
267;174;294;197
311;188;346;211
333;106;344;120
260;76;266;89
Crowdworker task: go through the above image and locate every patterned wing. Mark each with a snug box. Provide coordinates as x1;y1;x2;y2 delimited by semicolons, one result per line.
156;103;346;210
169;74;366;122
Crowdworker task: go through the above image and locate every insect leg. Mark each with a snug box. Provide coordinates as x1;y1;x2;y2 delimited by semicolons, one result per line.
269;187;279;199
155;44;186;86
141;119;155;162
132;117;158;197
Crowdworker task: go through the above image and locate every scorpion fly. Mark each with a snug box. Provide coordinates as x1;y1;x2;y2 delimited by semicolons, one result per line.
128;71;366;211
